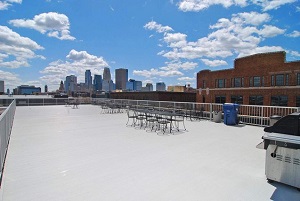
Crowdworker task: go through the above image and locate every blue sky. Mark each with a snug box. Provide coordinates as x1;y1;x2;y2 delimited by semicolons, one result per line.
0;0;299;91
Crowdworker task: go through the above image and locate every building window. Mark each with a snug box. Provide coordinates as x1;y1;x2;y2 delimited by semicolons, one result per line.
249;95;263;105
249;77;253;87
234;78;241;87
285;74;289;86
296;96;300;107
216;79;226;88
297;73;300;85
202;80;206;88
253;76;261;87
271;75;274;86
231;95;243;104
233;77;243;87
271;95;288;106
275;74;284;86
215;95;226;104
262;76;264;87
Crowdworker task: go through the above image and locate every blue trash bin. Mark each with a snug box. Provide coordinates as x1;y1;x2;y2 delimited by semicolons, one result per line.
223;103;239;125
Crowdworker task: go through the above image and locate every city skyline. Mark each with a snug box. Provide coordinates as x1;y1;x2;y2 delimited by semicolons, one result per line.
0;0;299;91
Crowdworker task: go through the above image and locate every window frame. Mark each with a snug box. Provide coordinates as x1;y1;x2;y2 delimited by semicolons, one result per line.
231;95;243;104
271;95;288;106
275;74;284;86
253;76;261;87
249;95;264;105
215;95;226;104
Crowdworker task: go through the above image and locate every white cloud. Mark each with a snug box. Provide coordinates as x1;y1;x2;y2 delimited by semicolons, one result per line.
40;50;109;88
147;12;286;62
0;26;44;68
0;0;21;10
9;12;75;40
290;50;300;57
177;76;195;81
177;0;247;12
259;25;285;37
144;21;173;33
0;70;21;89
231;12;271;26
163;32;187;48
237;46;284;57
160;61;198;71
176;0;296;12
201;59;228;67
287;30;300;37
133;68;183;78
253;0;297;11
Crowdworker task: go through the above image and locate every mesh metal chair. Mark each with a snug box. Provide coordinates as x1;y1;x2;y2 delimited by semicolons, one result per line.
126;109;137;126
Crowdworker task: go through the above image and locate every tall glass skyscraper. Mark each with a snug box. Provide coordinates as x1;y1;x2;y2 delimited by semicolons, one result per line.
85;70;92;90
102;67;114;92
115;68;128;90
65;75;77;94
103;67;111;81
93;74;102;91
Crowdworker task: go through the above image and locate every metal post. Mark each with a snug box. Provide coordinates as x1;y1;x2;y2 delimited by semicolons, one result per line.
261;106;264;126
209;103;212;121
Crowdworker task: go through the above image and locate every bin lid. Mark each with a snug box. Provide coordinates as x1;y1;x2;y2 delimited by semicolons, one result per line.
223;103;234;110
270;115;281;120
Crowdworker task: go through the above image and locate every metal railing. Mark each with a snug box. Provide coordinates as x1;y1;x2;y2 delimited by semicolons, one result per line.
0;100;16;182
0;97;298;127
0;98;92;107
92;98;299;127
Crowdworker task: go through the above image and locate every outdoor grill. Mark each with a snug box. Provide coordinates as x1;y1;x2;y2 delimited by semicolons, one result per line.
262;112;300;190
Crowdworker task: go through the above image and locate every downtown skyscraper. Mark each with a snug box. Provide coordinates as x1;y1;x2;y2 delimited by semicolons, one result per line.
102;67;114;92
115;68;128;90
85;70;92;90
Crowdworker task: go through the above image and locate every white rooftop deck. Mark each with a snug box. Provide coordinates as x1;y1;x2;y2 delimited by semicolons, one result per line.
1;105;299;201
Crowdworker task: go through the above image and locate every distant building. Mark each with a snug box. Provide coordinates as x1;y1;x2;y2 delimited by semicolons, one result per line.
102;80;115;92
141;83;153;92
102;67;114;92
115;68;128;90
0;80;4;95
58;80;64;92
156;82;166;91
103;67;111;81
197;51;300;107
93;74;102;91
45;85;48;93
77;83;86;92
65;75;77;94
126;79;135;91
167;85;186;92
125;79;142;91
85;70;92;90
135;81;142;91
16;85;41;95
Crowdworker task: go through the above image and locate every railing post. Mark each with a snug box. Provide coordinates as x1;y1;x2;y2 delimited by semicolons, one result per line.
261;106;264;126
209;103;212;121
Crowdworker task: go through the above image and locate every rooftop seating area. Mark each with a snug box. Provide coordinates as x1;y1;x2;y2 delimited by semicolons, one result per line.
0;104;299;200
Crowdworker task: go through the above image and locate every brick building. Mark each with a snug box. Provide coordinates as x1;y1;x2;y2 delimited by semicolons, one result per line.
197;51;300;107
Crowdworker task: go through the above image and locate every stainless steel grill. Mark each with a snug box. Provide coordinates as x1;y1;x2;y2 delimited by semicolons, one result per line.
263;112;300;190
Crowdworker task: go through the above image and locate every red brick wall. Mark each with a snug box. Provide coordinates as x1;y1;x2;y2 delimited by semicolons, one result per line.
196;51;300;106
